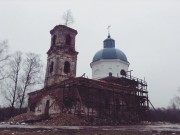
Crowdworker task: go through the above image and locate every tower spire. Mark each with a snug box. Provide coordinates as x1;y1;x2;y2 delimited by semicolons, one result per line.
107;25;111;38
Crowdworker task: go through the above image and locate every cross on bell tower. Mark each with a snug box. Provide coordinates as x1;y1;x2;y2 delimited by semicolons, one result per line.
44;25;78;87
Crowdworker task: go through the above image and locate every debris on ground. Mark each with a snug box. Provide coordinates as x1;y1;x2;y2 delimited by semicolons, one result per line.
38;113;87;126
8;112;87;126
8;112;40;124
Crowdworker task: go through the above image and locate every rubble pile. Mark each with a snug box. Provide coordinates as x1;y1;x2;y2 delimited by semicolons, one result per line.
39;113;87;126
8;112;87;125
8;112;40;123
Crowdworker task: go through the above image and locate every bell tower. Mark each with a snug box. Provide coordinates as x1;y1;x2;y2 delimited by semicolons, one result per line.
44;25;78;87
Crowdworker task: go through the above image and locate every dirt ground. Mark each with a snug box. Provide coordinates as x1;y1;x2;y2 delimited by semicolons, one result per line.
0;129;179;135
5;113;180;134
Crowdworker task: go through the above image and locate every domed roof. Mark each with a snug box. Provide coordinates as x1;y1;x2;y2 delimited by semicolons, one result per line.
92;48;128;62
92;35;128;63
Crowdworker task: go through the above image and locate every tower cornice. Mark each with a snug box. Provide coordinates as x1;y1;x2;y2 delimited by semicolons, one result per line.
50;25;78;35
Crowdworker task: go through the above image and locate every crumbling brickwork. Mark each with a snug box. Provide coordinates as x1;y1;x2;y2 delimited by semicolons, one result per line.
44;25;78;87
28;76;149;124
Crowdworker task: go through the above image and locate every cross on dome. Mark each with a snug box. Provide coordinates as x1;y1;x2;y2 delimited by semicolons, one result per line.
107;25;111;38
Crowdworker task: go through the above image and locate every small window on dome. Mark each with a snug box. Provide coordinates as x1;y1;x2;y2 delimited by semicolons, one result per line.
120;69;126;76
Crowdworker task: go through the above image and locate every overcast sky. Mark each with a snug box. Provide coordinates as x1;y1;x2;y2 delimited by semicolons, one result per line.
0;0;180;108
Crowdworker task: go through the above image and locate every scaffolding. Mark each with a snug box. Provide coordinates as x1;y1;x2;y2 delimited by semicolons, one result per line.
59;76;149;123
28;75;149;124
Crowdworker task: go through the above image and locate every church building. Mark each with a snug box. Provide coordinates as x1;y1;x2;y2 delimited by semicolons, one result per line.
28;24;149;124
91;33;129;79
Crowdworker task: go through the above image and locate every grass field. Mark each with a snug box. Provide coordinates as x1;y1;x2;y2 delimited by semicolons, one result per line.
0;129;179;135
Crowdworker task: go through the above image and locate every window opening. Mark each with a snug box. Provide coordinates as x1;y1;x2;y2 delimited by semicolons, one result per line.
45;100;50;116
50;61;54;73
64;61;70;73
109;72;112;77
65;34;71;45
52;35;57;46
120;69;126;76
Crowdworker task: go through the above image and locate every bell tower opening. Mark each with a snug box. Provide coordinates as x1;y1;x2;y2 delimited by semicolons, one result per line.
52;35;57;46
64;61;70;74
49;61;54;73
65;34;71;45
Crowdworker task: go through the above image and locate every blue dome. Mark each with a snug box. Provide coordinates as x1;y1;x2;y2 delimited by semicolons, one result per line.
92;48;128;62
92;35;128;63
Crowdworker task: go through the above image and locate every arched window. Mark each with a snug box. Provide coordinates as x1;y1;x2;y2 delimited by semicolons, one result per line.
120;69;126;76
49;61;54;73
64;61;70;74
52;35;57;46
109;72;112;77
65;34;71;45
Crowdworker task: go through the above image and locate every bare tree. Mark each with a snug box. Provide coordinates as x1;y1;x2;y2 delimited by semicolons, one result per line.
0;40;9;81
62;10;74;26
169;87;180;109
4;52;44;114
5;51;22;115
18;53;43;113
170;96;180;109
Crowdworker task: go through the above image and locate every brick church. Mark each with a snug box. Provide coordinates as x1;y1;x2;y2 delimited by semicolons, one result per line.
28;24;149;124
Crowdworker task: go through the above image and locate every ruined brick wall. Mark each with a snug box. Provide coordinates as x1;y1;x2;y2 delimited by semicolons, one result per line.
45;51;77;87
29;77;148;123
28;86;63;115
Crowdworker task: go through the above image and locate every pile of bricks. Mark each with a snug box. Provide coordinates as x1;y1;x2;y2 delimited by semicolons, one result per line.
38;113;87;126
8;112;40;124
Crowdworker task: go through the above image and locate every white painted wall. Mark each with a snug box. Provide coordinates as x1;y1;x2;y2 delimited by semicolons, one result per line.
35;95;60;116
90;59;129;79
